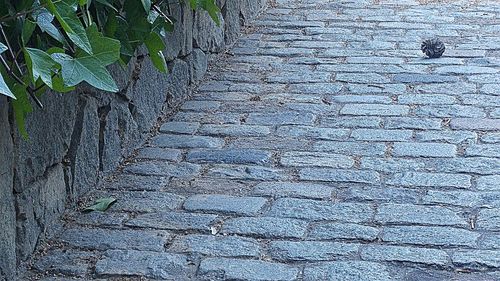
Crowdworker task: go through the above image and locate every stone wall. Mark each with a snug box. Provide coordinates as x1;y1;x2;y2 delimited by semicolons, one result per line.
0;1;266;279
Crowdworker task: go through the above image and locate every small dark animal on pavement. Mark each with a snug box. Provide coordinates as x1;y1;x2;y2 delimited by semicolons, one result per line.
421;38;445;58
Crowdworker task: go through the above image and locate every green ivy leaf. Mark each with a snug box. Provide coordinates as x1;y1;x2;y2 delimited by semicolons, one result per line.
24;48;57;88
83;197;116;212
43;0;93;53
51;24;120;92
0;43;15;99
51;73;75;92
33;7;66;43
11;84;32;139
144;32;167;73
0;74;15;99
21;19;36;46
95;0;118;11
189;0;220;25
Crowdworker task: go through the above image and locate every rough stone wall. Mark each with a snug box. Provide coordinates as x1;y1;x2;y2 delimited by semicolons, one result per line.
0;0;266;279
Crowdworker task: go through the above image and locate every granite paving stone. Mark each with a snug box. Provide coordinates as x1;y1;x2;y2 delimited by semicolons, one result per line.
29;0;500;279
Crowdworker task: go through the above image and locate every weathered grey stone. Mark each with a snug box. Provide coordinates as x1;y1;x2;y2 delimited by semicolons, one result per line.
342;186;421;203
361;157;425;173
430;157;500;175
375;204;467;226
186;149;272;165
199;258;299;281
398;94;456;105
382;226;479;247
123;162;201;178
386;172;471;188
207;165;289;181
336;73;390;84
151;134;224;148
108;191;185;212
268;198;374;223
95;250;193;279
199;124;271;137
104;174;169;191
415;131;477;144
58;228;170;251
170;177;253;195
277;126;349;140
0;99;15;280
65;211;128;227
415;105;485;118
480;234;500;249
98;99;140;173
246;112;316;126
299;168;381;184
309;223;379;241
452;250;500;269
136;147;182;162
183;194;267;216
170;234;260;257
181;101;221;112
477;175;500;191
15;164;67;261
33;249;95;277
13;93;78;193
189;48;208;82
313;141;386;156
481;133;500;144
384;117;442;130
392;143;457;158
288;83;343;95
477;209;500;230
222;0;241;45
193;9;225;53
303;261;392;281
269;241;359;261
159;121;200;134
252;182;335;199
393;74;458;83
422;190;482;207
229;137;309;151
450;119;500;131
66;96;99;200
281;151;354;168
222;217;308;239
360;245;449;266
127;211;219;233
341;104;409;116
466;145;500;157
351;129;413;141
320;116;382;128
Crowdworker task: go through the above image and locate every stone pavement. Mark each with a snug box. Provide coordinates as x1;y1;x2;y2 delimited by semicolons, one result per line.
28;0;500;280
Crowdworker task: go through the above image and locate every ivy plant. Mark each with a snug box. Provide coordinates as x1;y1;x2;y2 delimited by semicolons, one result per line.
0;0;220;138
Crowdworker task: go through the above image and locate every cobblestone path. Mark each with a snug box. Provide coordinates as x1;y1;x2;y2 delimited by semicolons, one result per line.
29;0;500;280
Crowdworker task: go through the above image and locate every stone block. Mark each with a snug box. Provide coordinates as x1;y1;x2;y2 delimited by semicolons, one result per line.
268;198;374;223
269;241;359;261
303;261;392;281
126;212;219;233
95;250;193;279
222;217;308;239
183;194;267;216
252;182;335;199
0;99;15;280
199;258;299;281
170;234;260;257
15;164;66;261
